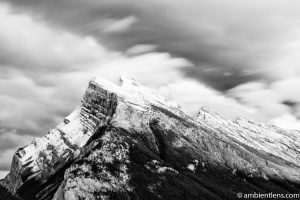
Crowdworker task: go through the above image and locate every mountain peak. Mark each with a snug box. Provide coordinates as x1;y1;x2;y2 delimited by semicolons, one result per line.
1;77;300;200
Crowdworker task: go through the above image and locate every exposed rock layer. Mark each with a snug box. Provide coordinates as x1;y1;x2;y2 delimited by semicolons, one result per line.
1;77;300;200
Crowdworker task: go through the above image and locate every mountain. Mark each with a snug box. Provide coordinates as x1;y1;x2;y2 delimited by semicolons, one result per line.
0;184;22;200
1;77;300;200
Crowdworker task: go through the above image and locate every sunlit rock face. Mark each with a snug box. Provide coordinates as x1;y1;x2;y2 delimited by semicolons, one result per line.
1;77;300;200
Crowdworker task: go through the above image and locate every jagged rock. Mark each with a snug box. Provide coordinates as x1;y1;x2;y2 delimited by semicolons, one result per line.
1;77;300;200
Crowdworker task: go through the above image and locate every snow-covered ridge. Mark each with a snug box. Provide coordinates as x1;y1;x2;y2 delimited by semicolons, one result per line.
198;106;300;169
1;77;122;194
1;76;300;200
92;76;180;110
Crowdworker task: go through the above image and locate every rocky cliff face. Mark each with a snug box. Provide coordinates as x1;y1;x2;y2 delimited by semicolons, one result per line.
1;77;300;200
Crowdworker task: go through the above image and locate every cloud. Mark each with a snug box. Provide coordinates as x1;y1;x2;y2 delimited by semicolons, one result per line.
157;79;258;119
3;0;300;90
227;79;300;129
0;2;191;137
0;129;34;150
271;114;300;130
0;129;35;170
126;44;157;55
271;78;300;103
0;171;8;179
101;16;138;34
0;149;16;171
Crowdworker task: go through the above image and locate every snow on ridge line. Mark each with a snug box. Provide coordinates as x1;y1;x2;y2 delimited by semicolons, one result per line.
91;76;180;110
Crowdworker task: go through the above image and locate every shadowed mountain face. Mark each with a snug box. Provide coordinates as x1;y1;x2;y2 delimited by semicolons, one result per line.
1;77;300;200
0;184;23;200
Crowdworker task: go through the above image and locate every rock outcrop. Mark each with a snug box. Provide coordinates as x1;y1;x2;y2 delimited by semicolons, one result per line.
1;77;300;200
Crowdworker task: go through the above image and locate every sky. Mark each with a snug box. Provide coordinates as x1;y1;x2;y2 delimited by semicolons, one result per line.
1;0;300;178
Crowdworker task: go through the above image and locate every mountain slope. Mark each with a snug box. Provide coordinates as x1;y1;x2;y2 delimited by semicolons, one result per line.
1;77;300;200
0;184;23;200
